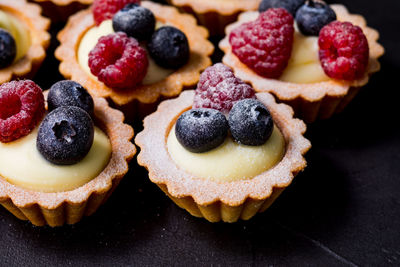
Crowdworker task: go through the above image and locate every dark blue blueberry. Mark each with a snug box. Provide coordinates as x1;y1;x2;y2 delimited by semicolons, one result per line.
228;99;273;146
112;3;155;41
37;106;94;165
0;29;16;68
148;26;190;69
48;80;94;117
175;108;228;153
295;0;336;36
259;0;305;16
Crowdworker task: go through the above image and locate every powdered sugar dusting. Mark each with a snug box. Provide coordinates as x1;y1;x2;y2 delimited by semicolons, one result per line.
193;63;255;113
136;90;311;208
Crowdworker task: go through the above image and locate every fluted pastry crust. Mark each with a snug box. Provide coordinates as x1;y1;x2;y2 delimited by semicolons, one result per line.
136;90;311;222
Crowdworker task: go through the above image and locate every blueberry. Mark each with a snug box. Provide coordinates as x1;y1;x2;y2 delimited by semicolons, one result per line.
48;80;94;117
295;0;336;36
228;99;274;146
0;29;16;68
112;3;155;41
259;0;305;16
37;106;94;165
148;26;190;69
175;108;228;153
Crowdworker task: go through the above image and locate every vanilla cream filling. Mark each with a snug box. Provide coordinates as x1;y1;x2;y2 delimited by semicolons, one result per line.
279;28;330;84
78;20;174;85
0;10;30;63
0;126;112;193
167;125;285;182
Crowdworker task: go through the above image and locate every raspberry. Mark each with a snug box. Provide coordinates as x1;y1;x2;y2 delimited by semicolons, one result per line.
319;21;369;81
0;80;45;143
92;0;140;26
88;32;148;89
193;63;256;113
229;8;294;79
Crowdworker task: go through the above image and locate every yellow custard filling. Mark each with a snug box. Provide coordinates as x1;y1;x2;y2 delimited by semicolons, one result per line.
0;126;112;193
167;125;285;182
78;19;174;85
0;10;30;63
279;28;330;84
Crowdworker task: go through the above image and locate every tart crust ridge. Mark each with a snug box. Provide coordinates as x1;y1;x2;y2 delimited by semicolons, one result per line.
0;0;50;84
34;0;93;5
135;90;311;209
55;1;214;106
169;0;261;15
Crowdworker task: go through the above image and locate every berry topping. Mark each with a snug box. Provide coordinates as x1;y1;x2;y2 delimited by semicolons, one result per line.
228;99;274;146
193;63;256;113
37;106;94;165
92;0;140;26
259;0;305;16
319;21;369;81
0;80;44;143
48;80;94;117
148;26;190;69
112;3;155;41
88;32;148;89
175;108;228;153
229;8;294;79
295;0;336;36
0;29;16;68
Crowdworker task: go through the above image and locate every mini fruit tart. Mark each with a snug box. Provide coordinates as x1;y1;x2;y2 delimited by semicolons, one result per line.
56;0;213;118
219;1;384;123
0;0;50;84
166;0;261;36
31;0;92;22
136;64;311;223
0;80;135;227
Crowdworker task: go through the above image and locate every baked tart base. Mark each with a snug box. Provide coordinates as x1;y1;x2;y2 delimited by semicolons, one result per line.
135;90;311;223
56;1;213;120
167;0;261;36
219;5;384;123
31;0;91;22
0;96;135;227
0;0;50;84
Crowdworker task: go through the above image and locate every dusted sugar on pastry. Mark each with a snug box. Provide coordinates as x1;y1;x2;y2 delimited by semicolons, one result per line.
136;64;311;223
56;0;213;119
219;0;384;122
167;0;261;36
0;0;50;84
0;80;135;227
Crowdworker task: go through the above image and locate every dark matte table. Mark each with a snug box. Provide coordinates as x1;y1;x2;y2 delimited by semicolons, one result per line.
0;0;399;266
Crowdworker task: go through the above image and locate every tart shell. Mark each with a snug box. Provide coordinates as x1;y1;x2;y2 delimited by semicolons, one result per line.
219;5;385;123
55;1;213;120
31;0;92;22
0;96;136;227
0;0;50;84
167;0;261;36
135;90;311;223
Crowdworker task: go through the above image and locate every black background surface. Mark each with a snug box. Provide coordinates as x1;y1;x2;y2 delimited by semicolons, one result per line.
1;0;399;266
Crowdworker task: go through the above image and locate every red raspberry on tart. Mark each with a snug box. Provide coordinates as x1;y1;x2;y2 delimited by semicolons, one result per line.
193;63;255;113
219;3;384;122
319;21;369;81
88;32;148;89
56;1;213;119
0;80;44;143
229;8;294;79
93;0;141;25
